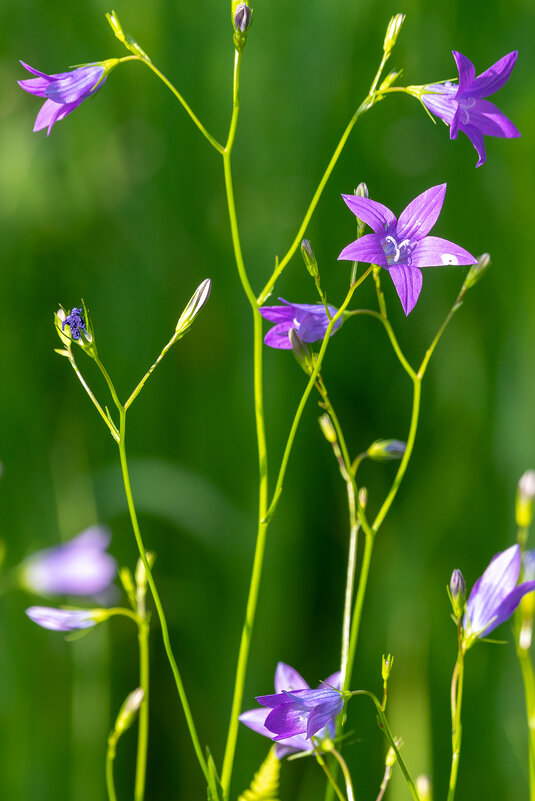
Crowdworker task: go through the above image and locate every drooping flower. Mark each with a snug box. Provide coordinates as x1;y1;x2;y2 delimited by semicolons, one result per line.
26;606;98;631
338;184;477;315
259;299;342;350
18;60;117;135
463;544;535;648
239;662;342;757
20;526;117;597
421;51;520;167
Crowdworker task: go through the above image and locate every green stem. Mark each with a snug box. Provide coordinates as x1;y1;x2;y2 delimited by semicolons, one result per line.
517;647;535;800
220;48;270;800
344;529;374;693
134;618;150;801
352;691;420;801
67;351;119;441
106;734;118;801
139;59;224;153
447;632;464;801
330;748;356;801
125;331;180;410
315;748;348;801
264;267;373;523
117;408;210;785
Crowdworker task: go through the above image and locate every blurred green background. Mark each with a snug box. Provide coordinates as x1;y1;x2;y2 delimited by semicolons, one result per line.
1;0;534;799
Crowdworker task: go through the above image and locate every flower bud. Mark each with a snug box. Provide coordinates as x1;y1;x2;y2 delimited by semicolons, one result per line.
462;252;490;292
449;569;466;618
289;328;314;375
379;70;401;92
175;278;211;338
55;302;97;357
383;13;405;53
382;653;394;681
301;239;319;279
114;688;145;736
135;552;156;594
358;487;368;509
105;10;150;60
516;470;535;529
318;414;337;444
367;439;406;462
234;3;252;33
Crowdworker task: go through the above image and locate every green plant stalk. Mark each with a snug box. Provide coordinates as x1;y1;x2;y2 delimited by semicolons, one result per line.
220;49;270;800
516;644;535;800
135;618;150;801
314;748;348;801
106;733;118;801
352;690;420;801
447;628;464;801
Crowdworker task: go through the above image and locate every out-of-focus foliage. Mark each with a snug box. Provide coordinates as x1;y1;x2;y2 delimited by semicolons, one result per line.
0;0;533;799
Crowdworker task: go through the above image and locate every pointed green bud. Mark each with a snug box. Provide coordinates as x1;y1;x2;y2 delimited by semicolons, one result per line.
383;13;405;53
119;567;136;606
318;414;337;444
175;279;211;338
516;470;535;529
105;10;150;60
462;253;490;292
449;569;466;618
289;328;314;375
367;439;406;462
382;653;394;681
301;239;319;279
114;688;145;736
379;70;402;92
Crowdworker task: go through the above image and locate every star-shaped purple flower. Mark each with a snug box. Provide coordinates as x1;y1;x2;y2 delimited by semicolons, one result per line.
259;299;342;349
18;61;109;135
338;184;477;315
463;544;535;648
239;662;341;758
422;51;520;167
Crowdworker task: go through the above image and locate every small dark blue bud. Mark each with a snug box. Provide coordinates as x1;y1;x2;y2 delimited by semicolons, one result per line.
234;3;252;33
62;308;87;341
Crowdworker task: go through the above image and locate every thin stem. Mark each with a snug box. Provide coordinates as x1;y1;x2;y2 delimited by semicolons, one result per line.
134;618;150;801
264;268;373;523
117;409;210;785
220;48;270;800
66;351;119;441
314;747;348;801
330;748;356;801
125;332;180;410
345;309;416;380
344;530;374;692
352;691;420;801
447;631;464;801
517;647;535;800
106;734;118;801
139;59;224;153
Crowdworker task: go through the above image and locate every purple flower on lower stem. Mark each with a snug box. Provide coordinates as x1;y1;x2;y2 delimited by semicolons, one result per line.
463;544;535;648
239;663;342;757
20;526;117;596
18;60;116;135
26;606;97;631
338;184;477;315
421;51;520;167
259;299;342;350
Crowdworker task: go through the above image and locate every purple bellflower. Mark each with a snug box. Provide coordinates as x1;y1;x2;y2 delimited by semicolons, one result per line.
20;526;117;597
26;606;97;631
259;299;342;350
421;51;520;167
338;184;477;315
463;544;535;649
18;60;116;135
239;662;342;757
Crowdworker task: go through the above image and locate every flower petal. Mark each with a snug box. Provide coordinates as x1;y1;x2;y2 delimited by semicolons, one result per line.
265;703;309;740
481;580;535;636
452;51;476;93
462;124;487;167
275;662;310;693
306;696;344;739
465;545;521;634
26;606;96;631
238;708;271;737
338;233;388;266
264;321;294;349
421;84;458;126
33;99;66;134
387;265;423;316
460;98;521;138
18;76;52;97
469;51;518;98
19;61;53;79
45;66;105;104
410;236;477;268
397;184;447;241
321;671;342;690
341;195;397;235
258;300;295;324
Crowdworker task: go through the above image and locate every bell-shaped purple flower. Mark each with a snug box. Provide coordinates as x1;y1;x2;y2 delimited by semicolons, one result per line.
239;662;341;758
18;60;115;135
422;51;520;167
20;526;117;597
26;606;98;631
259;299;342;350
338;184;477;315
463;544;535;647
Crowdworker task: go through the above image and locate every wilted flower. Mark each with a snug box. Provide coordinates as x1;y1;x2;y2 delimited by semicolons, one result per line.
18;60;117;135
463;544;535;649
259;299;342;349
26;606;98;631
421;51;520;167
239;662;341;758
20;526;117;596
338;184;477;315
